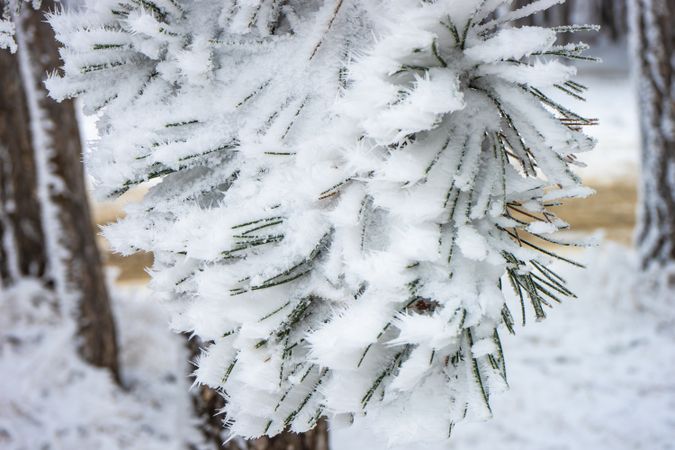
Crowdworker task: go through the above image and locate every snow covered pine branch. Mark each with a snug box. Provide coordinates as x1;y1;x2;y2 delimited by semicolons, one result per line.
46;0;597;445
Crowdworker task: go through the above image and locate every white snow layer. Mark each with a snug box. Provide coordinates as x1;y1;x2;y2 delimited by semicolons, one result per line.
0;280;203;450
0;18;17;53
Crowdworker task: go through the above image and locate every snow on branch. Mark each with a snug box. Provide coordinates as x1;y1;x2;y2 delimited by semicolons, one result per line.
47;0;597;444
0;0;43;53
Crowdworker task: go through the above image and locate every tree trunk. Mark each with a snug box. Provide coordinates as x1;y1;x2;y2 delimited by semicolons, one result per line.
629;0;675;270
512;0;572;26
599;0;628;41
0;1;120;379
512;0;627;43
188;338;330;450
0;38;49;285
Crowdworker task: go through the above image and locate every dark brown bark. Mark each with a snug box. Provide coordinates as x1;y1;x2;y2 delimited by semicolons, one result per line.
0;39;49;284
188;338;330;450
599;0;628;41
0;1;120;379
244;420;329;450
630;0;675;269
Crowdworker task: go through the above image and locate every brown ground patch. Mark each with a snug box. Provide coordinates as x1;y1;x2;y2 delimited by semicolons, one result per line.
98;239;153;283
93;185;152;283
551;180;637;245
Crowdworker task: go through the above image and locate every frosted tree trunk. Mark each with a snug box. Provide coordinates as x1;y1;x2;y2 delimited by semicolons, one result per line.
0;44;48;283
0;0;119;379
629;0;675;269
188;339;330;450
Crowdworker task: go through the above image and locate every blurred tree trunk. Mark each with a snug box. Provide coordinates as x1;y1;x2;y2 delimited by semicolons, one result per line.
512;0;572;27
599;0;628;41
0;1;119;380
512;0;627;42
0;40;48;284
629;0;675;270
187;339;330;450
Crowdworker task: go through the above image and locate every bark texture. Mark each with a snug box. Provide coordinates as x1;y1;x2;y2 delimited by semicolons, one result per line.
0;1;119;379
629;0;675;269
188;338;330;450
0;39;49;284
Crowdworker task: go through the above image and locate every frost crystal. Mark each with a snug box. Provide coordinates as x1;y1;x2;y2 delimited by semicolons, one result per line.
1;1;46;52
48;0;596;443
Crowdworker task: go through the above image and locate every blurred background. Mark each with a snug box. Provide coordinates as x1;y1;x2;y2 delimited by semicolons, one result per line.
1;1;673;450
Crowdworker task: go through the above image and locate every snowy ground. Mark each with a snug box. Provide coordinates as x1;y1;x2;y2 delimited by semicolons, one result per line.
559;44;640;184
333;245;675;450
0;281;203;450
